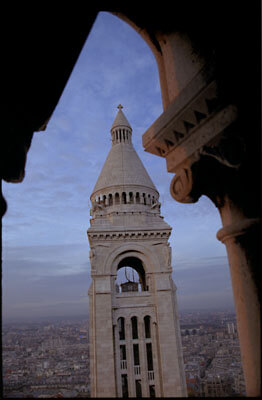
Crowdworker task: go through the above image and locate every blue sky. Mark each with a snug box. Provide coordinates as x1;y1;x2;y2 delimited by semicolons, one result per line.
2;12;234;321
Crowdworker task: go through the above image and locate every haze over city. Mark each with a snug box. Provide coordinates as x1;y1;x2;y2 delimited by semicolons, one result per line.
2;12;234;322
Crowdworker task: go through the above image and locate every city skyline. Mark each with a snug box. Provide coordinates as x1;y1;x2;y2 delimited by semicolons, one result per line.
2;12;234;322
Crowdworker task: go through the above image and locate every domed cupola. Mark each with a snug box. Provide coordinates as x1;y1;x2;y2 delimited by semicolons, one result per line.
90;106;162;219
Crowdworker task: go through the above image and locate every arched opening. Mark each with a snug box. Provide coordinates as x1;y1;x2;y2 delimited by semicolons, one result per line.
116;256;147;293
131;316;138;339
135;192;140;204
108;193;113;206
129;192;134;204
115;192;120;205
118;317;125;340
121;192;127;204
144;315;151;338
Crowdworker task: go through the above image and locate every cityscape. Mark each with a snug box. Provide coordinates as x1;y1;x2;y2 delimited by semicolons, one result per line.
2;310;245;398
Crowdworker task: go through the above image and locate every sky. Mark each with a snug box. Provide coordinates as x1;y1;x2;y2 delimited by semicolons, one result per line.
2;12;235;322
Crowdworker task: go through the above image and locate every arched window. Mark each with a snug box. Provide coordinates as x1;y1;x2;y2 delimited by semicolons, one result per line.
144;316;151;338
122;192;127;204
117;257;147;292
131;316;138;339
129;192;134;204
118;317;125;340
135;192;140;204
102;195;106;205
109;193;113;206
143;193;146;205
115;193;120;205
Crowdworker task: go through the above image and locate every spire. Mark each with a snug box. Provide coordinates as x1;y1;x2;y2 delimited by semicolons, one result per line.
91;106;158;196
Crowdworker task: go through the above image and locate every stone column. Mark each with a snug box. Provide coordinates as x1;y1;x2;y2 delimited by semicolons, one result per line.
170;162;261;396
216;199;261;396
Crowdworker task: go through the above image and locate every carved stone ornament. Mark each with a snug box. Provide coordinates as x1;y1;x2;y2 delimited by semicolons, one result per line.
170;167;194;203
92;201;105;212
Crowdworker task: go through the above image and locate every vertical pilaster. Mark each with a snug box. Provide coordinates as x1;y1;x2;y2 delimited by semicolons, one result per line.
126;321;135;397
138;319;148;397
151;318;161;397
114;323;122;397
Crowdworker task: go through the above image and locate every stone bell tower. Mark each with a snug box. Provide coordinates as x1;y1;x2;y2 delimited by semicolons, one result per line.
87;105;187;398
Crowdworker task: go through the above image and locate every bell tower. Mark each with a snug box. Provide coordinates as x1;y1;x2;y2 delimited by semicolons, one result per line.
88;106;187;397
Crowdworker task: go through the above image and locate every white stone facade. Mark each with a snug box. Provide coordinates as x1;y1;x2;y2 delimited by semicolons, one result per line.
88;106;187;397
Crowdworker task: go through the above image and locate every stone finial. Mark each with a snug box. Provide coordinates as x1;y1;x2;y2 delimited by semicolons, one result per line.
117;104;123;110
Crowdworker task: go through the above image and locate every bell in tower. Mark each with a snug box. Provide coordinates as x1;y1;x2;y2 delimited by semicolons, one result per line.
87;106;187;398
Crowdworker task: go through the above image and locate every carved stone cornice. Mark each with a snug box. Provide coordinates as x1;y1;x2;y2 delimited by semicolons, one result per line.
142;71;241;205
142;73;219;159
166;104;238;173
88;230;171;241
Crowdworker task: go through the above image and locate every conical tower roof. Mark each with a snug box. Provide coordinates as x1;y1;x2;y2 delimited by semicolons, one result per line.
91;106;158;196
111;104;131;130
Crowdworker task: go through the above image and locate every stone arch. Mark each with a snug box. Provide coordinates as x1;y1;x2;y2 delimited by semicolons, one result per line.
111;11;206;110
103;242;161;276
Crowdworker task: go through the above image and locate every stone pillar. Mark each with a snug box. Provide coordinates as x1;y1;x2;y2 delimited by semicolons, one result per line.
216;200;261;396
171;165;261;396
153;271;185;397
89;277;116;397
